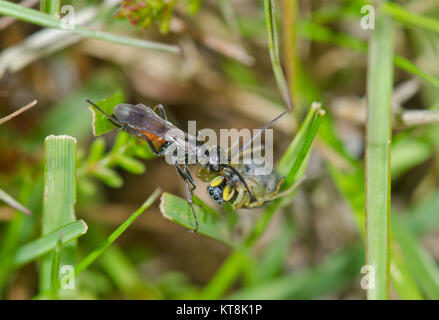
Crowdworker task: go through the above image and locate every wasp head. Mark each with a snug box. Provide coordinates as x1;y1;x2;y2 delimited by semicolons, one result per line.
207;176;236;204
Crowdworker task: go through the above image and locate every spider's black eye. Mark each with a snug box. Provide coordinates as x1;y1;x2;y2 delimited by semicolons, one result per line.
213;195;219;201
209;189;214;195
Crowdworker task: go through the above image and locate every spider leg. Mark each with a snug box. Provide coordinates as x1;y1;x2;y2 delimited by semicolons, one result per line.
267;176;306;200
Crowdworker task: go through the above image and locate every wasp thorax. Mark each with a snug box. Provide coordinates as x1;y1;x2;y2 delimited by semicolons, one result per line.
207;146;227;172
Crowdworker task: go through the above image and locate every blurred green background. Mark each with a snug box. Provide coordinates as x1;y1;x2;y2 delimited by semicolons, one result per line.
1;0;439;300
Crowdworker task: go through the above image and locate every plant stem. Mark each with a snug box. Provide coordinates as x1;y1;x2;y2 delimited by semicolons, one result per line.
75;188;161;275
365;8;394;300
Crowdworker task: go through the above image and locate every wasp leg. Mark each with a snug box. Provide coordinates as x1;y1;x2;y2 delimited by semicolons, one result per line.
184;164;197;192
175;163;199;232
153;104;167;121
267;176;306;200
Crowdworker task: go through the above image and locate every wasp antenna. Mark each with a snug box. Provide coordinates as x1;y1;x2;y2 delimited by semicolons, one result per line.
229;110;288;161
85;99;123;127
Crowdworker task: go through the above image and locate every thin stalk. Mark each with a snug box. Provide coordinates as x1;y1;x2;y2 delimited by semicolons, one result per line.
282;0;298;116
40;0;60;17
75;188;161;275
264;0;294;111
365;9;394;300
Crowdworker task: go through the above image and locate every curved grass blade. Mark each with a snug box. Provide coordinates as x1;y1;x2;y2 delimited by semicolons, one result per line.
75;188;161;275
201;103;325;299
13;220;88;267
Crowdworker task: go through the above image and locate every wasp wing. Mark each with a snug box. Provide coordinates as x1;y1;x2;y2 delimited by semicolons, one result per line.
114;103;196;153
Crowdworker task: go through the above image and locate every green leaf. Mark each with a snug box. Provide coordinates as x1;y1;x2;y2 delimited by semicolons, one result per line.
86;137;106;163
246;103;325;247
75;189;161;275
90;91;125;136
365;9;394;300
40;135;77;294
0;0;181;54
159;193;233;244
93;166;123;188
116;154;146;174
13;220;88;267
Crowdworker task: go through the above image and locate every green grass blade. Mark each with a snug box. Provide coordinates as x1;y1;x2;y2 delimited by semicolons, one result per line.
365;9;394;300
13;220;87;267
293;44;422;300
392;214;439;299
201;103;324;299
229;245;364;299
0;188;31;215
383;2;439;34
245;103;324;247
199;250;247;299
264;0;293;110
50;233;62;299
247;217;295;284
75;188;161;275
40;0;60;16
407;191;439;235
0;0;180;54
40;135;77;295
